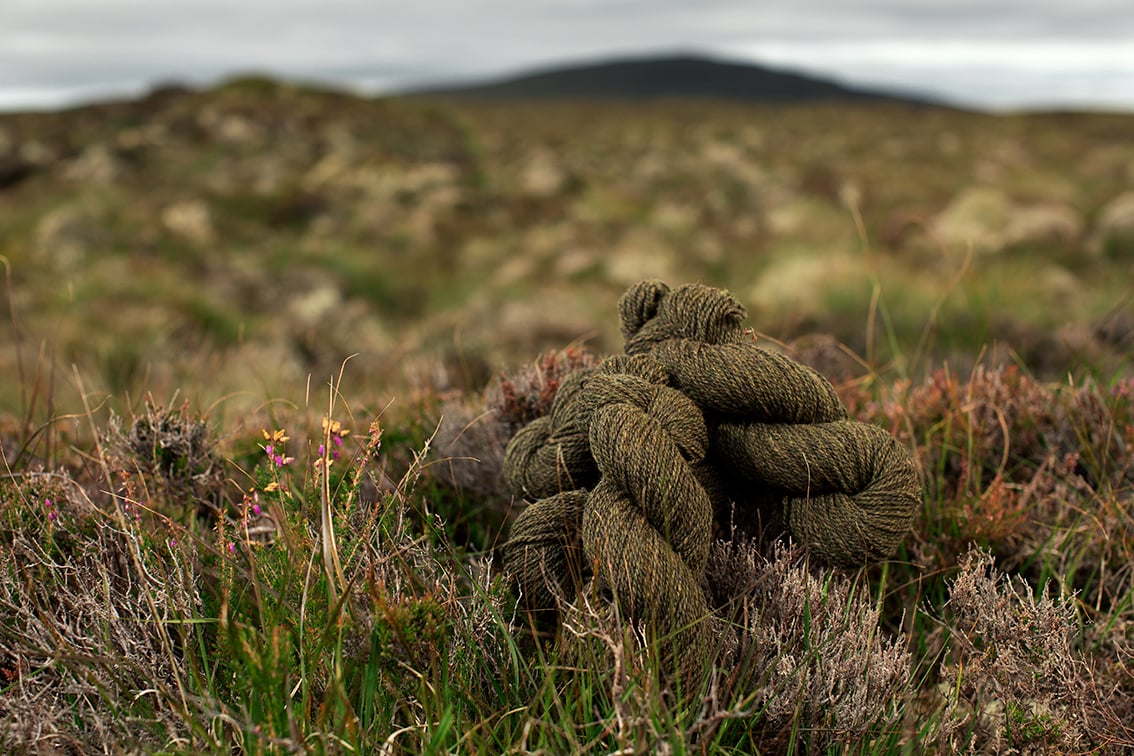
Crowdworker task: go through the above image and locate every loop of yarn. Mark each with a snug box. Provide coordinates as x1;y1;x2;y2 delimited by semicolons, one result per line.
503;368;597;499
713;420;922;566
621;279;748;352
501;279;921;665
581;371;711;573
650;340;847;423
503;489;588;620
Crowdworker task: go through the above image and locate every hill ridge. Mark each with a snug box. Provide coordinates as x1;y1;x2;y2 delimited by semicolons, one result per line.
410;52;940;105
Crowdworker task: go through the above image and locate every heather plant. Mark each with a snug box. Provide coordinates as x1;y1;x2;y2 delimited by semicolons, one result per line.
707;541;913;750
857;362;1134;606
431;345;602;542
103;398;227;523
934;546;1112;752
432;397;512;514
526;541;912;752
483;344;601;436
841;360;1134;751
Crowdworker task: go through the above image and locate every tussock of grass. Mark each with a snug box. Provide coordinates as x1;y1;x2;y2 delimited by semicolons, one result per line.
0;470;200;751
2;346;1133;753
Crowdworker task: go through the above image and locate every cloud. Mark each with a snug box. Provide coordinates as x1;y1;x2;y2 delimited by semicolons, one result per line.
1;0;1132;109
719;37;1134;108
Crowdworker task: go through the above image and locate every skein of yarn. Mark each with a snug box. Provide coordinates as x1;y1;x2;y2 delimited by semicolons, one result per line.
501;279;921;665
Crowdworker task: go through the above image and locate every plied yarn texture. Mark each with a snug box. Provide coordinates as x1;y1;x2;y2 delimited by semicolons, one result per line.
500;279;921;666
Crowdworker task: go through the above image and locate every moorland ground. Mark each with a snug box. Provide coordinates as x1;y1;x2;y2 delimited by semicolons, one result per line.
1;82;1133;752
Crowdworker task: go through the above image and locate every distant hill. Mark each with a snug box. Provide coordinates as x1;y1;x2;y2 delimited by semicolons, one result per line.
411;53;940;106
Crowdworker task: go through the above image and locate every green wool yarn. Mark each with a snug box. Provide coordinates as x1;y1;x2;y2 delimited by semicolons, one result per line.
500;279;921;667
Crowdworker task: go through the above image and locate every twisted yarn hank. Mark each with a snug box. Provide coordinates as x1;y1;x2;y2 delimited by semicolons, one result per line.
501;279;921;666
505;354;718;661
578;356;716;661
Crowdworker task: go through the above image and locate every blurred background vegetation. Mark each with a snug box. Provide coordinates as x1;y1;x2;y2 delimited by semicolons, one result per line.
2;77;1133;420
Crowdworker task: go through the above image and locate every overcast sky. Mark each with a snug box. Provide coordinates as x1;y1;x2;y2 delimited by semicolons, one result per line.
2;0;1133;112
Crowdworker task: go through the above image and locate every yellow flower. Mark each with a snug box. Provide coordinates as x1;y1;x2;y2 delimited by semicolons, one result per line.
321;417;350;438
262;428;290;444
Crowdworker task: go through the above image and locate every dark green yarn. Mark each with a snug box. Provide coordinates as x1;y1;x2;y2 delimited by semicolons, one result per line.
651;340;847;423
501;279;921;664
580;369;716;661
503;489;588;620
713;420;922;566
580;371;712;574
503;367;598;500
621;279;748;352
